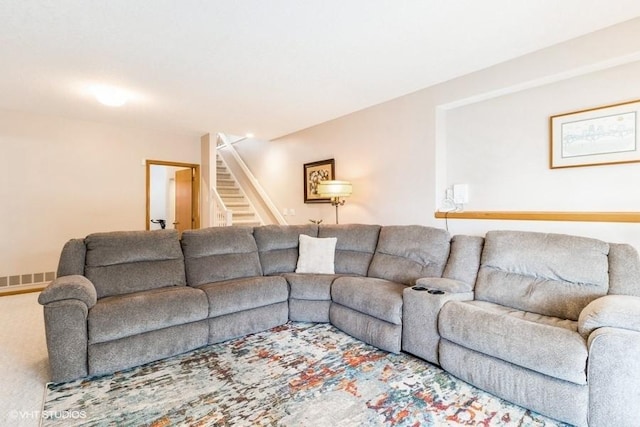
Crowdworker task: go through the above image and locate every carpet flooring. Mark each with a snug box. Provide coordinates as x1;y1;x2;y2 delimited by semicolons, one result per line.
42;322;569;427
0;292;49;427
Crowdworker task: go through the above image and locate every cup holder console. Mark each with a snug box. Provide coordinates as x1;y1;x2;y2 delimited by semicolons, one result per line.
411;286;445;295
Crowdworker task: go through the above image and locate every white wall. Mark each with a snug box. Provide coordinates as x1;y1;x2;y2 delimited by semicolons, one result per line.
235;18;640;250
446;62;640;212
236;90;436;226
0;109;199;278
444;60;640;248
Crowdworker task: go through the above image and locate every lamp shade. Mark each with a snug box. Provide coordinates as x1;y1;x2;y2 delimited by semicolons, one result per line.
317;180;352;198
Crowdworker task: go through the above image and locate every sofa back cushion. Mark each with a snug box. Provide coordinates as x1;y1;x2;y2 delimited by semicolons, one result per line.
181;226;262;286
367;225;451;285
84;230;186;299
318;224;381;276
475;230;610;320
442;235;485;289
254;224;318;275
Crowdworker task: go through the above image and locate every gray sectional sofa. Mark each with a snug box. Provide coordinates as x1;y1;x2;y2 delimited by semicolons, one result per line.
38;224;640;427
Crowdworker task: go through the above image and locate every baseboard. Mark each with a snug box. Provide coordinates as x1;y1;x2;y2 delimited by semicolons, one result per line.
0;283;46;297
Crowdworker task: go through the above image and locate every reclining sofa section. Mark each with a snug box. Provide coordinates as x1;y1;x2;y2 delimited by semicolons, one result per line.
39;225;640;427
403;230;640;427
38;223;459;383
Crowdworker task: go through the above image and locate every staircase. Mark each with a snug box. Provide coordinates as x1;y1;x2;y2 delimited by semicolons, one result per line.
216;156;262;226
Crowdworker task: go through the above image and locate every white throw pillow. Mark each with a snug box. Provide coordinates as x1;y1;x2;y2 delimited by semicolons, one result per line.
295;234;337;274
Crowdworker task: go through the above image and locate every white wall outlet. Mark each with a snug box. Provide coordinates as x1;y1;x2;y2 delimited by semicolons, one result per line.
445;188;453;200
289;208;296;216
453;184;469;204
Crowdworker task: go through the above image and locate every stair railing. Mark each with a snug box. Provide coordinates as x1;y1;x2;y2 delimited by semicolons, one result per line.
217;133;287;225
211;187;233;226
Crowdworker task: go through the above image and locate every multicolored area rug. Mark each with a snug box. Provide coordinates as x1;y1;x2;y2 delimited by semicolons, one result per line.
42;322;569;426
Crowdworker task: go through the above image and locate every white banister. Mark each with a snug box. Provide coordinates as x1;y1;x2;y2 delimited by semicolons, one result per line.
217;133;287;225
211;187;233;226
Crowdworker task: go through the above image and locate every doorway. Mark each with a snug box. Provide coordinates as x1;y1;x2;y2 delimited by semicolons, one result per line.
146;160;200;232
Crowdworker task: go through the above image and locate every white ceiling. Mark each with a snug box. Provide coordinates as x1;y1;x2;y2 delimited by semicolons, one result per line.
2;1;640;140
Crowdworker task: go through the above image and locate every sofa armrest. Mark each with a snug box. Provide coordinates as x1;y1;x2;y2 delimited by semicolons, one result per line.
578;295;640;339
415;277;473;294
587;327;640;425
38;275;95;383
38;275;97;309
403;284;474;364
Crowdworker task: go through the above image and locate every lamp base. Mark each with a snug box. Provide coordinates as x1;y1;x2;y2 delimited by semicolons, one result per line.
331;197;346;224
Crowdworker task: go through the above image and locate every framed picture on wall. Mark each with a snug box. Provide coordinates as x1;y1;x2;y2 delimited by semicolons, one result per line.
550;99;640;169
303;158;335;203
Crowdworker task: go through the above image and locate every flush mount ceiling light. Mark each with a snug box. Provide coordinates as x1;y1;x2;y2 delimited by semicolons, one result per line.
92;85;129;107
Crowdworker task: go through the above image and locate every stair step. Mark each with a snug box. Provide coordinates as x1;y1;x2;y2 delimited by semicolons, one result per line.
222;198;246;204
218;187;240;194
232;211;256;217
217;179;236;186
232;219;262;226
223;197;246;202
221;194;244;199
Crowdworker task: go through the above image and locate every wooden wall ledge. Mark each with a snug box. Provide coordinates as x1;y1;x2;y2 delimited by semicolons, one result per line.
434;211;640;223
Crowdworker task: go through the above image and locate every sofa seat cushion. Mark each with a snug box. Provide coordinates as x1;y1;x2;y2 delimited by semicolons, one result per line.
439;300;587;385
196;276;289;318
331;276;406;325
282;273;341;300
88;286;208;344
